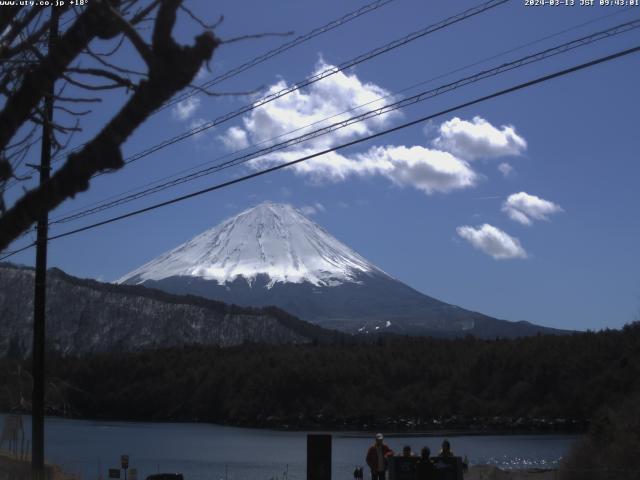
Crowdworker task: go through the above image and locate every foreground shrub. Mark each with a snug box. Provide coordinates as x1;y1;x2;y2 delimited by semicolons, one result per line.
560;393;640;480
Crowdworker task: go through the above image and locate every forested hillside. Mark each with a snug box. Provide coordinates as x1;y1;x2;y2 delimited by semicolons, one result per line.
0;263;345;357
2;323;638;431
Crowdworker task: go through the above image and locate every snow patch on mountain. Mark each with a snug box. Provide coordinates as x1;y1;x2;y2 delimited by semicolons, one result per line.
118;202;387;288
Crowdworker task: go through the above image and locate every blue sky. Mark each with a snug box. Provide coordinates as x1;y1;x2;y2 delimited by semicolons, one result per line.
5;0;640;331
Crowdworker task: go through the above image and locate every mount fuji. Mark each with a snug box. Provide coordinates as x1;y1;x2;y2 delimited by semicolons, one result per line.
119;202;564;338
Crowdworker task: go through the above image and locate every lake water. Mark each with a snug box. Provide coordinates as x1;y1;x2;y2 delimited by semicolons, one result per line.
1;415;580;480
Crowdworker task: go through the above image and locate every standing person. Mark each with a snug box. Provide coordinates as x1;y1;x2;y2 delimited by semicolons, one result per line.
416;447;435;480
366;433;394;480
439;439;454;457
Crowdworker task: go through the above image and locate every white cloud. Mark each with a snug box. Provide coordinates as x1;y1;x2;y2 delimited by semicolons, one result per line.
187;118;211;141
219;126;249;150
236;60;398;151
498;162;514;178
364;145;478;195
433;116;527;160
250;145;477;195
457;223;527;260
172;97;201;121
502;192;563;226
299;202;326;216
220;63;537;196
237;62;478;193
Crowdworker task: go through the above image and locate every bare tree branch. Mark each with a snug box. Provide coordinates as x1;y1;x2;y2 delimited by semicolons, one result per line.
53;119;82;155
54;106;92;116
62;71;137;91
88;32;127;57
0;7;42;59
0;1;220;251
106;4;155;66
129;0;162;25
56;96;102;104
3;17;51;60
84;46;149;77
0;0;126;154
179;4;222;30
67;67;137;88
0;6;22;36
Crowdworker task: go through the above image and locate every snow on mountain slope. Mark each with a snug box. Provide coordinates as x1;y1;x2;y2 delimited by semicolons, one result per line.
118;202;387;288
116;202;570;338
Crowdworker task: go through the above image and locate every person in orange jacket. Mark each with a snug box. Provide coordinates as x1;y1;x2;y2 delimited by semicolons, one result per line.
366;433;394;480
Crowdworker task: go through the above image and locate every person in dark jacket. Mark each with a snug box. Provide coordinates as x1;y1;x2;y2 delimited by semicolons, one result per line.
401;445;415;457
366;433;394;480
439;439;454;457
416;447;436;480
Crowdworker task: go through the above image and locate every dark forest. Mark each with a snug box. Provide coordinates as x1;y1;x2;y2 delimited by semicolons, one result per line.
2;322;639;432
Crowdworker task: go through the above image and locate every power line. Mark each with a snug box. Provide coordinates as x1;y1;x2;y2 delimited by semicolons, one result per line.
46;18;640;227
8;7;639;246
42;0;396;167
20;0;510;191
2;43;638;261
11;2;632;204
106;0;508;172
25;0;505;189
159;0;397;112
0;242;35;261
5;0;508;202
2;0;505;195
45;5;637;226
1;0;509;240
22;44;639;250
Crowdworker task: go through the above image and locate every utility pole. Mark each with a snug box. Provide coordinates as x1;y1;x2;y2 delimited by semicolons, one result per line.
32;6;58;480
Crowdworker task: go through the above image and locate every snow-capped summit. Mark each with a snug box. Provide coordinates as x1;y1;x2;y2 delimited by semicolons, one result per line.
118;202;566;338
118;202;385;287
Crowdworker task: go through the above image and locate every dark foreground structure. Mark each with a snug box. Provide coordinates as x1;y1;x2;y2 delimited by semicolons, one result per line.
389;455;463;480
308;434;464;480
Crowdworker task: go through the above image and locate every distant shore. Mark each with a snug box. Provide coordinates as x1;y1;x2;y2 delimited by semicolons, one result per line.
467;466;558;479
0;410;589;437
2;410;586;437
215;415;587;436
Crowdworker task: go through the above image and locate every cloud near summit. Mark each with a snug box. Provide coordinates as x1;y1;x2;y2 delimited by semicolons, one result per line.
218;61;526;195
432;116;527;160
457;224;527;260
502;192;563;226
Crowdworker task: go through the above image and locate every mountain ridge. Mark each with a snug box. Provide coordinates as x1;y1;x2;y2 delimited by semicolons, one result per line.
0;262;346;358
119;202;569;338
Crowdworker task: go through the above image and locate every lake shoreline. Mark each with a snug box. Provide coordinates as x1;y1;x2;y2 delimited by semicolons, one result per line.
467;466;558;479
2;409;586;437
1;413;577;479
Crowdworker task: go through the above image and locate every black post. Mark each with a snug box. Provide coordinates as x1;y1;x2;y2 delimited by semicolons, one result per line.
307;434;332;480
32;6;58;480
